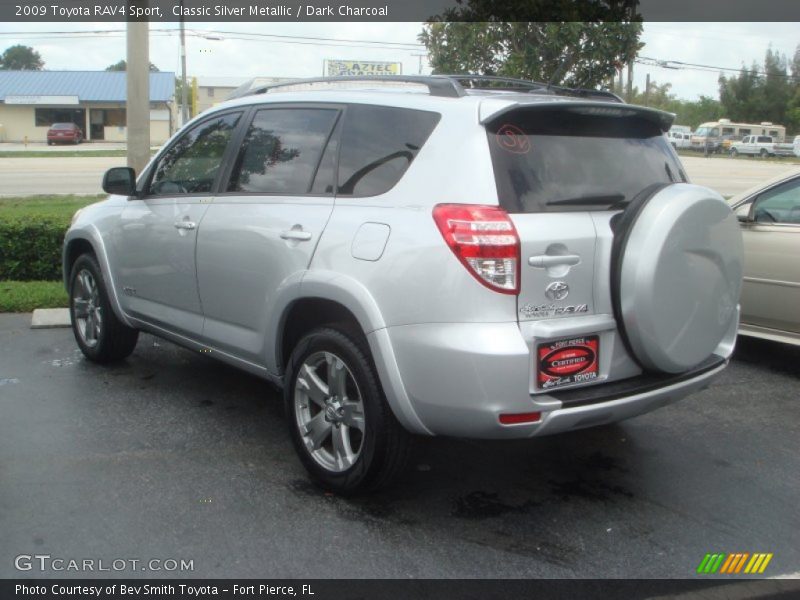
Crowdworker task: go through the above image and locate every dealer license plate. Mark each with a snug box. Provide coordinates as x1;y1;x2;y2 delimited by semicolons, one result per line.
537;335;599;390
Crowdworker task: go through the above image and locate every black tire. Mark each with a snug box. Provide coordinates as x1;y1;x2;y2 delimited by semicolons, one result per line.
760;149;768;158
284;326;411;495
69;252;138;363
730;148;738;157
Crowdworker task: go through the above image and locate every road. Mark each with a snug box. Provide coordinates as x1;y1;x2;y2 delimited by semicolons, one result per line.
0;156;125;196
1;312;798;579
680;156;799;198
1;153;798;197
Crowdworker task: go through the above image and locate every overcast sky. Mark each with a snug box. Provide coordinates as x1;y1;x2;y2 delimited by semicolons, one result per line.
0;21;798;100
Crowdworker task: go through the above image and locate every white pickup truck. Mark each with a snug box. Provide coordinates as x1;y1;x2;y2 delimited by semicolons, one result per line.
729;135;795;158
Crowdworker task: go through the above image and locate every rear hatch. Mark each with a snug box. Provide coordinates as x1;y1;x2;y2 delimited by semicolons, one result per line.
483;103;689;390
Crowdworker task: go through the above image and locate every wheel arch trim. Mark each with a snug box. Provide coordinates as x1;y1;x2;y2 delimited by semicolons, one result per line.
63;227;133;328
272;270;431;435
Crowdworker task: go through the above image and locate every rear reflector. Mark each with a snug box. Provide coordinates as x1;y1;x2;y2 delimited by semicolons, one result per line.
499;412;542;425
432;204;520;295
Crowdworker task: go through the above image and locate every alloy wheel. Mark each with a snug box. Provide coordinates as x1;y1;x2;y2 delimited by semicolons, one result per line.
72;269;103;348
293;351;366;473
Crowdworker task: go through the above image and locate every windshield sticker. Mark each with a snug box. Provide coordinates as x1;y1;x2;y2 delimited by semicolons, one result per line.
496;123;531;154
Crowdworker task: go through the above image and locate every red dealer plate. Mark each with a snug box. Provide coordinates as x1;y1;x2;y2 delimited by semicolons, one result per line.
537;335;599;390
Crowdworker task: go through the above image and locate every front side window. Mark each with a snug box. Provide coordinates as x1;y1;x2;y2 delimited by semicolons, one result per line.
227;108;339;195
149;112;241;195
753;179;800;224
337;105;440;197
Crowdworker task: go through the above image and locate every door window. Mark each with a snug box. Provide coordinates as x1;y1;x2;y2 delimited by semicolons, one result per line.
148;112;241;195
753;178;800;224
227;108;339;194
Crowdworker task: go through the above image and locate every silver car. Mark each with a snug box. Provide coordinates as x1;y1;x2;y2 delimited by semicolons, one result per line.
63;75;744;493
730;169;800;346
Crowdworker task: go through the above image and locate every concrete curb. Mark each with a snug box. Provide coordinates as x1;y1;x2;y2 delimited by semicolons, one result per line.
31;308;70;329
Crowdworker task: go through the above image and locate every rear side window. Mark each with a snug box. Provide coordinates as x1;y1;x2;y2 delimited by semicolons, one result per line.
149;112;241;195
337;105;440;197
227;108;339;195
486;109;687;213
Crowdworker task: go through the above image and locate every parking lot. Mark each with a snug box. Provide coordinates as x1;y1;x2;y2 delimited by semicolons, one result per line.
1;312;798;579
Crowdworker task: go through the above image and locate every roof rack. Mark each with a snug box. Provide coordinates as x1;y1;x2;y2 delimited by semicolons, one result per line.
228;75;466;99
443;75;623;103
227;74;624;104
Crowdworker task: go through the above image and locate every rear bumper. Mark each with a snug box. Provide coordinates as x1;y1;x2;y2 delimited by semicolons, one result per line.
369;321;730;439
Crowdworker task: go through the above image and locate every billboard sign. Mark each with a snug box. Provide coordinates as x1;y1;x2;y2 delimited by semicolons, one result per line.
324;60;402;77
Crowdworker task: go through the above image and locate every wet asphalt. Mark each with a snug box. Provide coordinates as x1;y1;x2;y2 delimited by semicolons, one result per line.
1;312;798;579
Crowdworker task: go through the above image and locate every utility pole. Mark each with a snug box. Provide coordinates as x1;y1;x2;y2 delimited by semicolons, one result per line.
127;14;150;175
411;53;426;75
626;60;633;103
644;73;650;106
179;0;189;125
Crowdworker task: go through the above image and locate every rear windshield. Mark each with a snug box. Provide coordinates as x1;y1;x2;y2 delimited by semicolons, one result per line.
51;123;74;130
487;109;687;213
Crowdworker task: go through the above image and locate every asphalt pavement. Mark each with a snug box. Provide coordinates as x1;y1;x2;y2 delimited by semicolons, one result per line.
1;312;798;579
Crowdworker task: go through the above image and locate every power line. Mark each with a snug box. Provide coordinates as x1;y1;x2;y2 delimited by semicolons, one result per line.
0;27;425;49
637;55;800;82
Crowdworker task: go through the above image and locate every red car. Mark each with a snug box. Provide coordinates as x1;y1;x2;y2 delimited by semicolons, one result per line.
47;122;83;145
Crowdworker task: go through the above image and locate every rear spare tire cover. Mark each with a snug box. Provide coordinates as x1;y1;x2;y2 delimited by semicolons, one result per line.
612;183;743;373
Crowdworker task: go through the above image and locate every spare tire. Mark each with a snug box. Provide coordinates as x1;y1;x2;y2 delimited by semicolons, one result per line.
610;183;743;374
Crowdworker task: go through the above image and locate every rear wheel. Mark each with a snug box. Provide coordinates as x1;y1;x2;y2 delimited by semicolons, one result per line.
760;149;768;158
69;253;138;363
284;327;410;494
730;148;738;157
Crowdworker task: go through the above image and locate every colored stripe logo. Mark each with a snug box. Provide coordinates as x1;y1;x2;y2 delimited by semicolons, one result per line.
697;553;773;574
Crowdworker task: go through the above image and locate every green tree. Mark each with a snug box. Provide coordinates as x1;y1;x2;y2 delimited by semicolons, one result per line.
784;44;800;133
628;80;723;130
718;64;761;123
419;21;642;89
105;59;159;72
419;2;642;89
0;45;44;70
718;46;798;130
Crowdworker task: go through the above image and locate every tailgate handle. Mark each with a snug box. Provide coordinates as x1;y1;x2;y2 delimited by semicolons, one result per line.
280;229;312;242
528;254;581;268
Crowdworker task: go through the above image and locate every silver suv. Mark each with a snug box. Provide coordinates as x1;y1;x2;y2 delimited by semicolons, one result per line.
63;75;744;493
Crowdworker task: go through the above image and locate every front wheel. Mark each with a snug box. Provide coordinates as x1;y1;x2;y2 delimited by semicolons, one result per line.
69;253;139;363
284;327;410;494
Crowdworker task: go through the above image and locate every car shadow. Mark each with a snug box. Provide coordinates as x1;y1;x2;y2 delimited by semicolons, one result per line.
733;335;800;379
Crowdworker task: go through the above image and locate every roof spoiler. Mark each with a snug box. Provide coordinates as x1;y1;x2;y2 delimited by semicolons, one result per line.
479;101;676;132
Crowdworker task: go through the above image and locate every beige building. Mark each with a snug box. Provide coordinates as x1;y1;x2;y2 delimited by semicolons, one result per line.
0;70;175;144
194;76;291;114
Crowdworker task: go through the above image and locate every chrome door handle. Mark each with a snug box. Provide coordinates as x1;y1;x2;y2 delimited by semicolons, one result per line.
280;229;312;242
174;221;196;230
528;254;581;268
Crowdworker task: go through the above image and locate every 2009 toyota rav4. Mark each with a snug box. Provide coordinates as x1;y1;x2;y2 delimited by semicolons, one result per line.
63;75;744;493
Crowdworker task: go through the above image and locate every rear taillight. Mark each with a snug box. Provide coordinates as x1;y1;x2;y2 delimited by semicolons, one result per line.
432;204;520;295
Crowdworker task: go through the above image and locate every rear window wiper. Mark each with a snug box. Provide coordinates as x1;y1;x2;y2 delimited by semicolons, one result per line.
546;193;625;206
